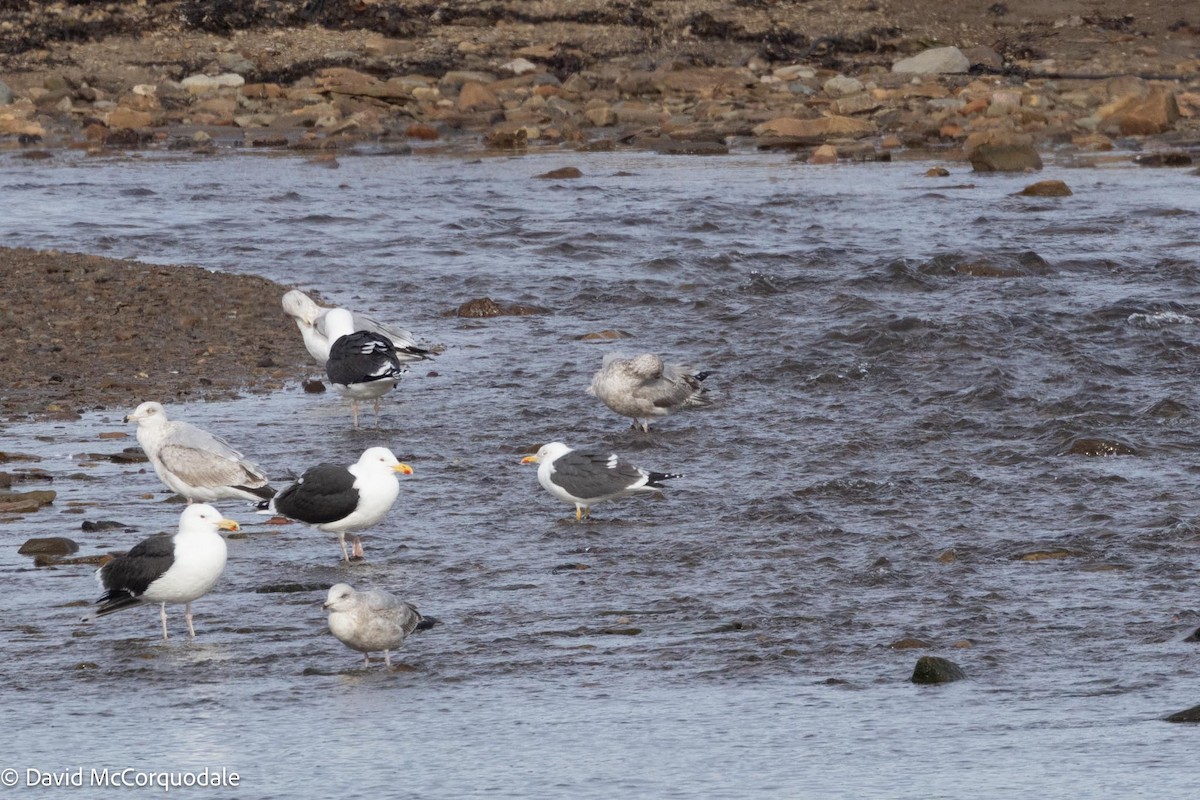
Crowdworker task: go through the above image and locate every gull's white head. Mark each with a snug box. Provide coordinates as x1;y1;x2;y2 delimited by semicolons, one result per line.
521;442;571;465
124;401;168;427
324;583;358;612
282;289;322;327
179;503;240;534
355;447;414;476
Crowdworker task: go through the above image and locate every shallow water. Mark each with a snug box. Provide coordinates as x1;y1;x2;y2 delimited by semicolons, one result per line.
2;149;1200;798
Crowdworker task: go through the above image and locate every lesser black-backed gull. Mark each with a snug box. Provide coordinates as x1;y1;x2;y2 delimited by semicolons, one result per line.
323;308;408;429
282;289;432;365
270;446;413;561
521;441;681;521
587;353;713;432
82;503;238;640
324;583;424;669
125;401;276;504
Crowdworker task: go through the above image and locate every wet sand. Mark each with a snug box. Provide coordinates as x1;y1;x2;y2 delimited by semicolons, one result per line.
0;247;311;421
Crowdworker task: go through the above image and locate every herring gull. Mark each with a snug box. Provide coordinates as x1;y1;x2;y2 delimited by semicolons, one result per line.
269;446;413;562
324;583;424;669
282;289;432;365
521;441;681;521
125;401;276;504
587;352;713;432
81;503;238;640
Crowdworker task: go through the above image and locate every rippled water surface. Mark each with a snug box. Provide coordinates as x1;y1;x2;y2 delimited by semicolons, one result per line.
3;150;1200;798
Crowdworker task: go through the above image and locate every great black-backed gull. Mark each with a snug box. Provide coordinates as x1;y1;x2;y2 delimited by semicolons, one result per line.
270;447;413;561
323;308;408;429
82;503;238;640
521;441;681;521
282;289;432;365
324;583;424;669
587;352;713;432
125;401;276;504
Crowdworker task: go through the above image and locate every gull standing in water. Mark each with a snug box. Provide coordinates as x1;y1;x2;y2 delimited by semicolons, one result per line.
268;447;413;561
125;401;276;504
587;352;713;432
323;308;409;429
82;504;238;640
281;289;432;366
324;583;424;669
522;441;681;521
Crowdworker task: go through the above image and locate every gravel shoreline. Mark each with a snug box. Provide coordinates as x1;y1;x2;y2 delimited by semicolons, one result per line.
0;2;1196;162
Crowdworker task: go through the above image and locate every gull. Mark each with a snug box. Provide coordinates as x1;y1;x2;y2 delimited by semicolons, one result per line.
587;352;713;432
82;504;238;640
281;289;432;366
324;583;424;669
269;447;413;562
323;308;407;429
125;401;275;504
521;441;681;521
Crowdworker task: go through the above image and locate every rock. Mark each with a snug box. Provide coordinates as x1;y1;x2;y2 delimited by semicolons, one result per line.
1133;152;1193;167
535;167;583;179
970;143;1042;172
808;144;838;164
925;166;951;177
832;93;883;116
911;655;967;684
585;105;617;127
0;80;11;105
962;45;1003;70
1165;704;1200;723
892;46;970;75
406;123;439;140
0;452;42;464
889;638;931;649
1066;438;1136;456
484;128;527;149
457;298;503;318
1018;179;1072;197
253;582;328;594
643;137;728;155
301;379;326;393
754;115;876;139
1073;133;1114;151
0;489;56;513
774;64;816;81
823;75;864;97
1100;89;1180;136
80;520;127;531
1017;548;1076;561
180;73;245;94
457;81;499;112
18;536;78;556
501;58;539;76
106;108;155;130
577;329;633;341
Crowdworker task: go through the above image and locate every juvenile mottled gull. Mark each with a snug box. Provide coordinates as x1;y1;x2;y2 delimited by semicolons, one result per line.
521;441;681;521
269;447;413;562
323;308;406;429
587;352;713;432
282;289;432;366
125;401;276;504
82;504;238;640
324;583;424;669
